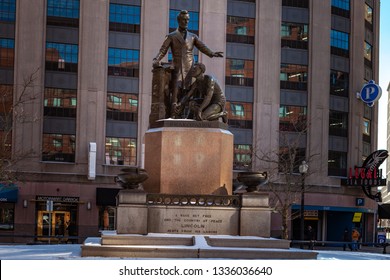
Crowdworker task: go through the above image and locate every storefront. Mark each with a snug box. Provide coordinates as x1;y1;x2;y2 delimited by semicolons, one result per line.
96;188;120;231
34;196;79;243
291;205;375;242
0;184;18;231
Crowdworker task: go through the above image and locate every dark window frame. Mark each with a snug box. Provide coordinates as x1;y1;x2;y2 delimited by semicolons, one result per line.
233;144;252;171
0;0;16;22
45;42;79;72
109;3;141;33
47;0;80;27
330;70;349;97
108;48;140;78
42;133;76;163
227;15;255;45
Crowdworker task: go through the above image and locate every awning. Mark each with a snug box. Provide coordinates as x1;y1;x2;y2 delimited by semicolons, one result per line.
378;204;390;219
96;188;120;206
292;204;375;213
0;183;18;203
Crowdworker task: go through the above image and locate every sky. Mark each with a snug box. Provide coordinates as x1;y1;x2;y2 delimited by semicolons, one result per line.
378;1;389;151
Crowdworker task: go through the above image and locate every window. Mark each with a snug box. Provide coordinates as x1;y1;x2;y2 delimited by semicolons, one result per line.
0;85;13;158
281;22;308;49
330;70;349;97
231;103;244;117
328;150;347;177
42;134;76;162
331;0;350;11
0;202;14;230
233;144;252;170
109;3;141;33
282;0;309;8
45;42;78;72
279;105;307;132
280;63;308;90
99;206;116;230
331;30;349;50
331;0;350;17
0;130;12;160
169;9;199;35
106;93;138;122
0;0;15;22
363;119;370;136
331;30;349;57
226;59;254;87
329;110;348;137
47;0;79;27
44;88;77;118
227;16;255;44
233;0;255;2
105;137;136;166
108;48;139;77
0;38;14;68
365;4;373;25
278;146;306;174
364;41;372;61
227;102;253;129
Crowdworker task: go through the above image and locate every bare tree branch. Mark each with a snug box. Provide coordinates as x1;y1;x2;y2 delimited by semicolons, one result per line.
251;119;319;239
0;68;40;183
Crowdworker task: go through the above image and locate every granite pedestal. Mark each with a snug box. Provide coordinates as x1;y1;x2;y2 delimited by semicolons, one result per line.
144;120;233;194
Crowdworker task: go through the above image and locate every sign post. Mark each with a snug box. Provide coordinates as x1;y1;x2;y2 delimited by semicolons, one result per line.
46;200;53;244
377;232;386;244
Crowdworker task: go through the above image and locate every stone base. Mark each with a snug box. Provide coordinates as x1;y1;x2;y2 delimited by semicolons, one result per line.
81;234;318;259
144;120;233;194
115;190;271;237
116;190;148;234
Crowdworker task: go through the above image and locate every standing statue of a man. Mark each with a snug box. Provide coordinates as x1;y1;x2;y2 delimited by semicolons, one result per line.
153;10;223;118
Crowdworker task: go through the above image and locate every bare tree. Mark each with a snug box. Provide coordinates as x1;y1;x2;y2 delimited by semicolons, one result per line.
252;116;318;240
0;68;40;183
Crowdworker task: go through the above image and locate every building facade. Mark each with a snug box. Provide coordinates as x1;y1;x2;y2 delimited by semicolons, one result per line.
0;0;381;243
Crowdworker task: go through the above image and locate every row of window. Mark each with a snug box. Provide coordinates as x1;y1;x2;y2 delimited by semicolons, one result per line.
2;0;373;176
41;134;137;166
0;0;15;22
44;42;141;77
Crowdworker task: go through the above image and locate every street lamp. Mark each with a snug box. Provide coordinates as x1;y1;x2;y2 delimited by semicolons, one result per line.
299;160;309;246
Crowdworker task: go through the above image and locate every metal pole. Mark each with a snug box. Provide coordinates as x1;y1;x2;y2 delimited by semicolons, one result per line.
48;211;51;245
300;174;305;248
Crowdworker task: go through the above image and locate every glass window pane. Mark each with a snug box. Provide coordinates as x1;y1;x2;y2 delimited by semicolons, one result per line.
42;134;76;162
105;137;137;166
47;0;80;19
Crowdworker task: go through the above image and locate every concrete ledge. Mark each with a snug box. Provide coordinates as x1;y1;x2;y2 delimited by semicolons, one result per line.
82;245;199;259
205;236;291;249
198;249;318;259
101;235;194;246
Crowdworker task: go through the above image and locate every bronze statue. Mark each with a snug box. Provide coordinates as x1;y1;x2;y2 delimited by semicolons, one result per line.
174;63;227;123
152;10;223;118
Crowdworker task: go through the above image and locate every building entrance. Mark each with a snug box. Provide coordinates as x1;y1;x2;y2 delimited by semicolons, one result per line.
37;210;70;242
35;196;79;243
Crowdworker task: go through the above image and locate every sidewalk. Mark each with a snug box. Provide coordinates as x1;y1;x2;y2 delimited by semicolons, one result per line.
295;244;387;254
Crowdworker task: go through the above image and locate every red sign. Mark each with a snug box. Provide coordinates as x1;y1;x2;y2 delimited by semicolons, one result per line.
341;167;386;187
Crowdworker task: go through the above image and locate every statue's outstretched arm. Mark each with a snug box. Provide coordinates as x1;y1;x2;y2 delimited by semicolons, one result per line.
153;36;171;65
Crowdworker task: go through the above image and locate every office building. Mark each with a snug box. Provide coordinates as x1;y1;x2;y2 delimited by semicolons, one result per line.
0;0;380;243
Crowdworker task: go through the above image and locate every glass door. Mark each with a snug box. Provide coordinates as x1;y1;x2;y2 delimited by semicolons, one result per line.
37;210;70;242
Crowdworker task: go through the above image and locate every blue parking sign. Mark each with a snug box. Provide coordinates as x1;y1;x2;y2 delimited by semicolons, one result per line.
359;80;382;107
377;232;386;244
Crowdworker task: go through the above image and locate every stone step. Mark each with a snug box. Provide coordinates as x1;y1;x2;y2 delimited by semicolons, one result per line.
81;234;318;259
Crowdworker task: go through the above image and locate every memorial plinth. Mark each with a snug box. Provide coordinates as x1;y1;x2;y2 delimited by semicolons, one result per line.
144;120;233;194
